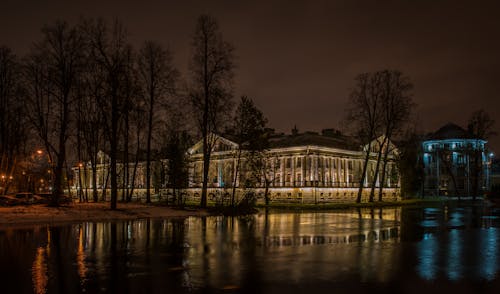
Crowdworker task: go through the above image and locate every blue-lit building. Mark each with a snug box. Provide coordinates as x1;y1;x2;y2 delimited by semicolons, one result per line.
422;123;492;197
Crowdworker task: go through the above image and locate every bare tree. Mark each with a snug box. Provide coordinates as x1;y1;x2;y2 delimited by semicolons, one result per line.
82;18;134;209
345;73;384;203
0;46;27;195
228;96;268;207
188;14;235;208
249;150;277;206
373;70;413;201
138;41;179;203
164;129;191;206
467;109;496;199
24;21;84;205
127;100;147;202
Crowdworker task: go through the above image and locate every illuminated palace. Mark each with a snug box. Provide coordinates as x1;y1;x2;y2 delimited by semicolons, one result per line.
186;129;400;203
422;123;493;197
73;129;401;203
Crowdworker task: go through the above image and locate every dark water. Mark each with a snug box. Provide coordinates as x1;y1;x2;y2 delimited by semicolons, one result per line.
1;204;500;293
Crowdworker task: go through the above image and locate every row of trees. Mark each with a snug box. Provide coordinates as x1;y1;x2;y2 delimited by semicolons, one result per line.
4;15;491;207
0;14;272;209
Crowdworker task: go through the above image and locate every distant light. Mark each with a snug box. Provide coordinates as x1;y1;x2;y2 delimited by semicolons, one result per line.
428;145;432;151
452;143;456;149
36;150;43;155
489;152;494;158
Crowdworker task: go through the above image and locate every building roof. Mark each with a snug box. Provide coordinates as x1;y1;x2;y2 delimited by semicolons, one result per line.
427;123;472;140
268;132;358;151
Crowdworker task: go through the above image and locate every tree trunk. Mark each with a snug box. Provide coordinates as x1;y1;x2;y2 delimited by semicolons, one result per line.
146;95;153;203
231;149;242;207
264;183;270;206
110;92;118;210
357;142;371;203
201;134;210;208
369;137;387;202
91;159;98;202
378;148;390;201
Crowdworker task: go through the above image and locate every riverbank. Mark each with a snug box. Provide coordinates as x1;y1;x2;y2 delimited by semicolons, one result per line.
255;197;487;211
0;197;490;228
0;202;210;228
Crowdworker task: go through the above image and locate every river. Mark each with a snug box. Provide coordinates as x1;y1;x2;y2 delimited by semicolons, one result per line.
1;203;500;293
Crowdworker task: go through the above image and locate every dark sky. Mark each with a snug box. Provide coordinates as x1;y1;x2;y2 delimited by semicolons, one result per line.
2;0;500;151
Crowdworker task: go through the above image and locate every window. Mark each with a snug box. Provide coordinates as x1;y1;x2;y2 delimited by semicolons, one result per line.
296;157;302;168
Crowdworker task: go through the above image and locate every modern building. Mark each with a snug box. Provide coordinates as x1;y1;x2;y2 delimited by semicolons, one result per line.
422;123;493;197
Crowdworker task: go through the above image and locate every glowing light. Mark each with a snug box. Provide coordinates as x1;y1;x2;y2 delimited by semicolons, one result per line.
36;150;43;155
32;247;48;294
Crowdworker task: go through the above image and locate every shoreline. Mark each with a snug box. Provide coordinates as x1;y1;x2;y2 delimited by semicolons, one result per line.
0;202;210;229
0;198;490;229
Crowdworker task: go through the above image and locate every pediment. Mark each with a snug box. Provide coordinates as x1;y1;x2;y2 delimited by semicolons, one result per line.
363;135;399;156
188;133;238;155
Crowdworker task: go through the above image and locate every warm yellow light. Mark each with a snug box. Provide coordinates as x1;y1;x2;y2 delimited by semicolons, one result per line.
36;150;43;155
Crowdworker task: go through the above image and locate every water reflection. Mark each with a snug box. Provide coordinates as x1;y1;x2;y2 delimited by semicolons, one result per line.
415;205;500;282
1;205;500;293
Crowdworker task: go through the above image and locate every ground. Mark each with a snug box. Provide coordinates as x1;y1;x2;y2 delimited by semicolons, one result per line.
0;202;209;228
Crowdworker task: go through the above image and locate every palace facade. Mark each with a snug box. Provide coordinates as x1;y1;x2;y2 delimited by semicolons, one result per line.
73;129;401;203
186;130;400;203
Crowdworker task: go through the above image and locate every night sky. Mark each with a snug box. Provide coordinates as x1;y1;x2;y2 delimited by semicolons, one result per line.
2;0;500;150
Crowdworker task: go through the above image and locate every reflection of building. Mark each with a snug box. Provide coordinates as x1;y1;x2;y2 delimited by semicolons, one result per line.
422;123;493;197
187;130;400;203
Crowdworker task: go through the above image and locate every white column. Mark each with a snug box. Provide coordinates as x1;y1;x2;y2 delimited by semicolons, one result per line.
280;157;284;187
301;156;305;186
346;159;350;186
336;158;341;187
